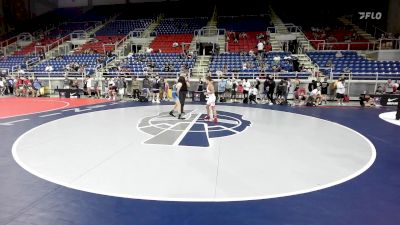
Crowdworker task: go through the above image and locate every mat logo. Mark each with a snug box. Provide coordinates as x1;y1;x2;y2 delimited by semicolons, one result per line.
359;12;382;20
137;110;251;147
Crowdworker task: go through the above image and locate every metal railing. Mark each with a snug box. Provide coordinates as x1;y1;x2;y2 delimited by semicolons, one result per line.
34;34;71;55
194;27;226;37
315;41;378;51
377;38;400;50
209;71;312;80
102;71;187;79
0;36;18;48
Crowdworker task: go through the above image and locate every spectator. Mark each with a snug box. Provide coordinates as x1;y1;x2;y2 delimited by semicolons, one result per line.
0;77;5;96
142;76;151;98
242;78;251;101
266;78;275;105
231;77;238;102
336;78;346;105
326;59;333;67
276;80;288;105
63;75;71;89
7;76;14;95
294;87;307;106
131;76;140;100
320;77;329;104
311;87;322;105
384;79;394;94
360;94;375;107
335;51;343;58
117;77;125;100
33;78;42;97
159;77;165;101
257;40;264;57
248;85;258;104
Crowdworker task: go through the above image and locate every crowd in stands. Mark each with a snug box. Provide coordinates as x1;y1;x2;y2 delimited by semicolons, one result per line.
0;75;42;97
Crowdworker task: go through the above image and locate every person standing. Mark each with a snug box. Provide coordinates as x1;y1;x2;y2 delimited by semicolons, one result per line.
0;77;5;96
204;76;217;122
267;78;275;105
169;80;181;117
242;78;251;102
176;76;189;119
320;77;329;104
249;84;258;104
336;78;346;105
142;76;151;99
131;76;140;100
151;75;160;103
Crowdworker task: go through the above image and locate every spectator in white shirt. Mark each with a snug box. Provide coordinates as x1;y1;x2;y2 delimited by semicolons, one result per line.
249;85;258;104
336;78;346;105
257;41;264;57
311;87;322;105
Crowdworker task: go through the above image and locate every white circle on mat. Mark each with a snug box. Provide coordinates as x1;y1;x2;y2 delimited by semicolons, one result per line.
379;111;400;126
13;105;376;202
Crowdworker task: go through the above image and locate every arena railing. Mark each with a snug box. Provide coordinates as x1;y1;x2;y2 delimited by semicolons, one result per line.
284;24;302;33
330;71;400;97
34;34;72;55
316;41;378;51
209;71;312;80
329;72;400;81
378;38;400;50
0;35;18;48
25;57;40;68
194;27;226;37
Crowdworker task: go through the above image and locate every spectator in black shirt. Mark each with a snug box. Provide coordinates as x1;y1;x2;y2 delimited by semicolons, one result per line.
320;78;329;104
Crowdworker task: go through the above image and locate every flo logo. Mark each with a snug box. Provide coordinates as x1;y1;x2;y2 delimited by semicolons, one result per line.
138;110;251;147
359;12;382;20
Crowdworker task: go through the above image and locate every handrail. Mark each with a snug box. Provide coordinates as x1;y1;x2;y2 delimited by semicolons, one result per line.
25;57;40;68
378;38;400;50
0;35;18;48
34;33;71;55
315;41;378;51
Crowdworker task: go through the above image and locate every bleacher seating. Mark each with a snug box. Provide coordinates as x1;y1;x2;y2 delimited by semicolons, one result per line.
210;52;292;72
226;31;269;52
155;18;208;34
307;51;400;79
150;34;193;53
14;38;58;55
0;56;36;71
33;54;101;73
122;53;195;75
96;20;152;36
209;52;310;78
76;36;124;54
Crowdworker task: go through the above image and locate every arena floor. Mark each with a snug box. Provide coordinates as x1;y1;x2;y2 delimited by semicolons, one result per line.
0;98;399;225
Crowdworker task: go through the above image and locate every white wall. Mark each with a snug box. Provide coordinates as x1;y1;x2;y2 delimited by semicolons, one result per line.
58;0;89;8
